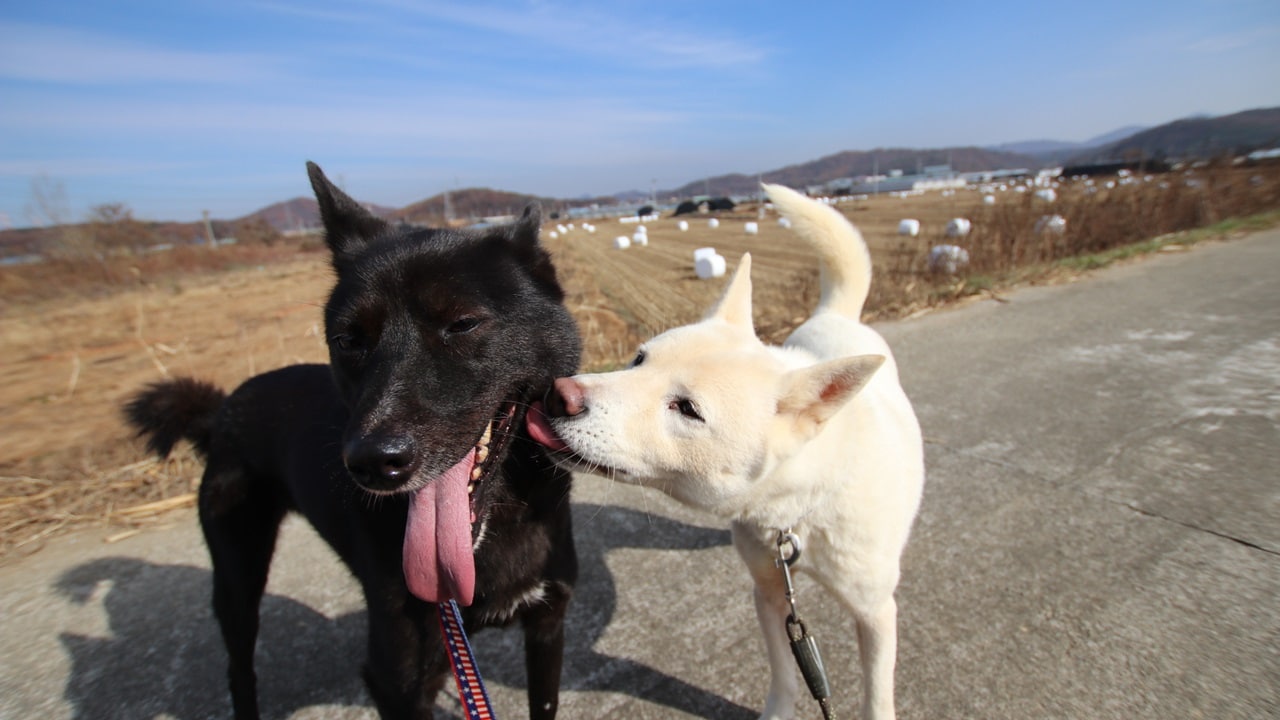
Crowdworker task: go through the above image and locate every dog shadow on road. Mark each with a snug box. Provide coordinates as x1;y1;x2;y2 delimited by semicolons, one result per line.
54;503;755;719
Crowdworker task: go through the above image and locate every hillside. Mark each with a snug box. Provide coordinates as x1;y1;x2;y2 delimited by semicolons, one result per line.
396;188;558;226
1070;107;1280;163
237;197;397;233
666;146;1041;197
990;125;1148;158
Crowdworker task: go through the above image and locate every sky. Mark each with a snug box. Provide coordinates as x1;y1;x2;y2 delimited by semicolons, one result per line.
1;0;1278;227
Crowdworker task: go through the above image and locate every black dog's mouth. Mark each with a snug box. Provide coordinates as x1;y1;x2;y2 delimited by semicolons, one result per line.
400;397;521;607
467;399;521;511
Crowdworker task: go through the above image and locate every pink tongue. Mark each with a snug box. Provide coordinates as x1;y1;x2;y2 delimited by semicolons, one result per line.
526;401;568;451
403;452;476;605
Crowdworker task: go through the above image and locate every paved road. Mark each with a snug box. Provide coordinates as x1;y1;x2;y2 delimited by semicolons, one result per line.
2;229;1277;719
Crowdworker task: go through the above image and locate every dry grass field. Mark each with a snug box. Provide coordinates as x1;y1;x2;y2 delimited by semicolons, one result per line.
3;164;1279;558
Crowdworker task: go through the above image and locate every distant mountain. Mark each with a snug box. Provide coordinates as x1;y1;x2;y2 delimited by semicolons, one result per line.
1070;107;1280;163
237;197;396;232
988;125;1147;159
396;188;555;226
989;139;1085;156
1082;125;1148;148
237;198;318;232
665;146;1041;198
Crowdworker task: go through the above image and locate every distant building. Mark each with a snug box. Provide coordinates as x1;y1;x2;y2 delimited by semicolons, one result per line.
852;164;965;194
962;168;1032;183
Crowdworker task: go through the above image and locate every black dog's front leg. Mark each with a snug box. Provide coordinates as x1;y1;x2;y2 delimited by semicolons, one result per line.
361;587;450;719
521;583;571;720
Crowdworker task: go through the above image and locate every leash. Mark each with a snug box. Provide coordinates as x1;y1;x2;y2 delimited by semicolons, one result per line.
776;529;836;720
437;599;497;720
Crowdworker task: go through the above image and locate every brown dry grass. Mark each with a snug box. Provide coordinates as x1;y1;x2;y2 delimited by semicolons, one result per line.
3;163;1279;559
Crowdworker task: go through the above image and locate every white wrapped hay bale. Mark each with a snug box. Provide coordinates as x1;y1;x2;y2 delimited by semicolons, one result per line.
1035;214;1067;235
945;218;972;238
928;244;970;274
695;252;727;279
898;219;921;237
632;231;648;246
983;194;996;205
778;217;792;229
678;220;689;231
744;221;759;235
1035;188;1057;202
613;236;631;249
708;218;720;229
693;247;717;262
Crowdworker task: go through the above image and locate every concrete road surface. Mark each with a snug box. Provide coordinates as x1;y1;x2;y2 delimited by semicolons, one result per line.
2;229;1277;719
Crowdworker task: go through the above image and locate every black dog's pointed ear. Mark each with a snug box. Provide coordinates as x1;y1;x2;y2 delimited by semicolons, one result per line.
506;203;564;300
511;203;542;244
306;161;389;266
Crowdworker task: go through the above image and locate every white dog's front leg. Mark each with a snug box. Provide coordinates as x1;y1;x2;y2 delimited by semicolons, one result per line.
856;597;898;720
753;582;799;720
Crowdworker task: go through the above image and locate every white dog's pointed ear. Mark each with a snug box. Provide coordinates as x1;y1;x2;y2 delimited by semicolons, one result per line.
706;253;754;330
777;354;885;436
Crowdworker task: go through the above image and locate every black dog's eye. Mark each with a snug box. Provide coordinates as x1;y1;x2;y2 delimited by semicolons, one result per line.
446;317;481;335
668;397;704;422
330;333;364;353
632;350;646;367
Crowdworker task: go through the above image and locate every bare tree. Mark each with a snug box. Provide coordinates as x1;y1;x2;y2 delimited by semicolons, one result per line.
25;175;71;228
85;202;157;254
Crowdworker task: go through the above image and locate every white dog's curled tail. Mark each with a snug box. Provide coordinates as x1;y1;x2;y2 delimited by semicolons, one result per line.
762;183;872;319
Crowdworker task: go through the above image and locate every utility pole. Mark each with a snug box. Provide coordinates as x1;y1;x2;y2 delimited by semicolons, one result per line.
203;210;217;249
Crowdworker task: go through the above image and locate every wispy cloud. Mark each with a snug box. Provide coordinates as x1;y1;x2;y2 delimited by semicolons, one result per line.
258;0;770;70
0;88;692;163
0;21;287;85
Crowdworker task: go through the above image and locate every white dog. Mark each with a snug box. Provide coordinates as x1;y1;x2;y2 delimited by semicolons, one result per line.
528;183;924;720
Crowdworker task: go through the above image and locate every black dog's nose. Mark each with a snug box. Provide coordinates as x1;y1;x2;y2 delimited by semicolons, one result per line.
344;433;418;489
545;377;587;418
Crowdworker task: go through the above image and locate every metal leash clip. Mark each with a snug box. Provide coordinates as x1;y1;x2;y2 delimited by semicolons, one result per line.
776;529;835;719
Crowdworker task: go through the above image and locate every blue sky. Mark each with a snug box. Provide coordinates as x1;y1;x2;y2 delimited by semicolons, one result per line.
2;0;1278;227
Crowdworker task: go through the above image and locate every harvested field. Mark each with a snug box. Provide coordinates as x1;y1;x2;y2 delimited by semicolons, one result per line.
3;164;1279;556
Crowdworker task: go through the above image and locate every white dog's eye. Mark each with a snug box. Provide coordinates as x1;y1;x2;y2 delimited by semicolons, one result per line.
668;398;704;422
631;350;646;367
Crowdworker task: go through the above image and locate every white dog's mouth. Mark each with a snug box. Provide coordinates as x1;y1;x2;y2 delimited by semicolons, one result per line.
525;401;631;480
525;400;567;452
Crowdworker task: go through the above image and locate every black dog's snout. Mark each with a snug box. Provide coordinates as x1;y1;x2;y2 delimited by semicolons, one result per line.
344;433;419;489
545;377;587;418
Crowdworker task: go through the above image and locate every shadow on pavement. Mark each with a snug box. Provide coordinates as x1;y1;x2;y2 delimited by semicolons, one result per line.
53;503;754;719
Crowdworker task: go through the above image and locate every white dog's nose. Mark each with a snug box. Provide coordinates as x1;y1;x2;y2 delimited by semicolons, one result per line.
546;377;587;418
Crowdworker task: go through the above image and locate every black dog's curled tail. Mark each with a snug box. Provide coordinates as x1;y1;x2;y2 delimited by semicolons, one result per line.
123;377;226;460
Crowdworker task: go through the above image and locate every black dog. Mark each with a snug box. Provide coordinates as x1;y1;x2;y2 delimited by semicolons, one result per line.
124;162;581;719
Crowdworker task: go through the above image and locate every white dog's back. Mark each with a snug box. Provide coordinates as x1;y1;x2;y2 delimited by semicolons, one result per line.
757;185;922;541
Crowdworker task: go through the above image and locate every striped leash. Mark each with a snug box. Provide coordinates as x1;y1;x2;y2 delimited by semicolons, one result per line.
438;599;497;720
